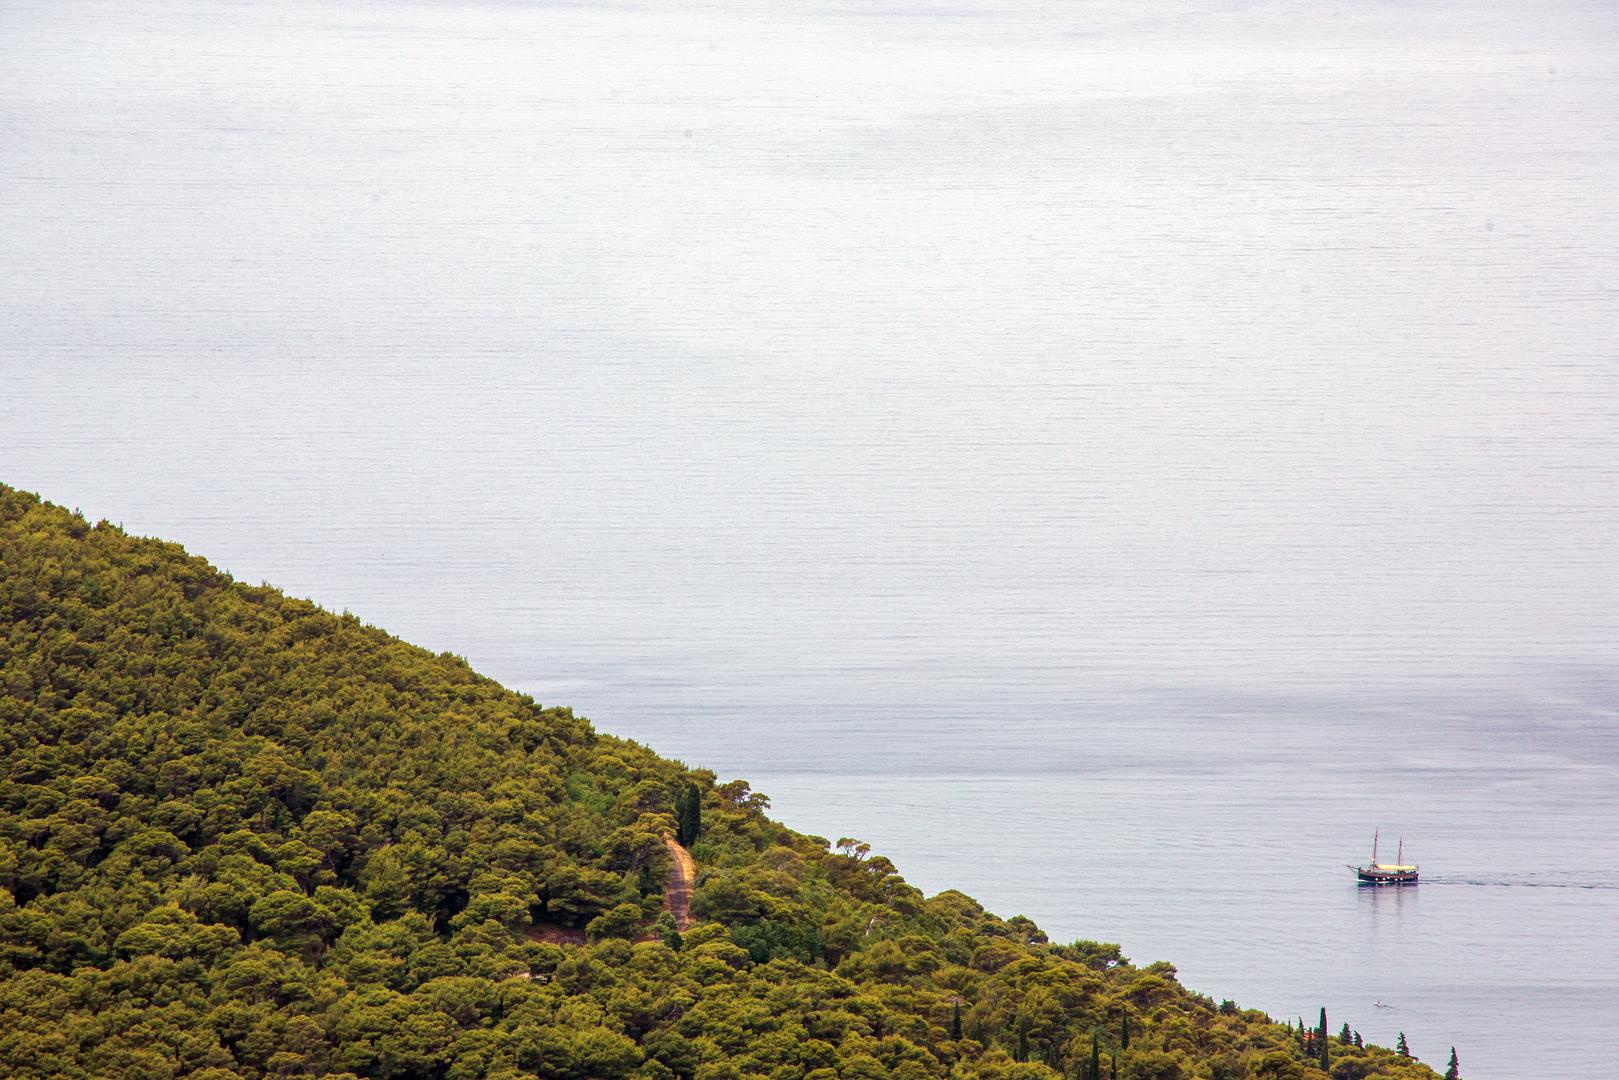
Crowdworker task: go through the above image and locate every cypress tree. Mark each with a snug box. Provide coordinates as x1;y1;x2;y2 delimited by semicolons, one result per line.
1318;1007;1329;1072
1445;1046;1460;1080
1120;1015;1130;1050
1397;1032;1411;1057
951;1002;962;1041
1016;1023;1029;1063
1110;1053;1117;1080
1090;1031;1101;1080
674;781;702;847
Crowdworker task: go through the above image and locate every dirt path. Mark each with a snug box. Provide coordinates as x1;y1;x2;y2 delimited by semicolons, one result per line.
529;924;586;946
663;835;696;931
526;837;696;948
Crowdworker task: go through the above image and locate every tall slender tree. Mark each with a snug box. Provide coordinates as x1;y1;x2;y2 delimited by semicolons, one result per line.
674;781;702;847
1339;1022;1352;1044
1444;1047;1460;1079
1089;1031;1101;1080
1397;1032;1411;1057
1120;1015;1130;1051
1318;1007;1329;1072
950;1002;962;1041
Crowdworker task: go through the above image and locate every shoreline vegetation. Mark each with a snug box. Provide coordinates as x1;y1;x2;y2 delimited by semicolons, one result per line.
0;485;1444;1080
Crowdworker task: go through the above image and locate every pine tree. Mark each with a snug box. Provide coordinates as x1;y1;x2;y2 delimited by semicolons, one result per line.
1397;1032;1411;1057
950;1002;962;1041
1318;1007;1329;1072
1339;1022;1352;1043
1354;1031;1363;1048
1445;1046;1460;1080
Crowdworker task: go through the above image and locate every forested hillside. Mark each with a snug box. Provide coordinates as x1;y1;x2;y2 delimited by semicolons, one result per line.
0;485;1439;1080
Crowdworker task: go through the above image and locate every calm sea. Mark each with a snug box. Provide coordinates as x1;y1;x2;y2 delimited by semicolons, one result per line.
4;1;1617;1076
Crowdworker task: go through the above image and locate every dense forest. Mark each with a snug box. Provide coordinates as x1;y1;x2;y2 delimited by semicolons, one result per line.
0;485;1443;1080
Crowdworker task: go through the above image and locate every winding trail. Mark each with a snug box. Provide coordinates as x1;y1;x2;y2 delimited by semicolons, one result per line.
663;835;696;931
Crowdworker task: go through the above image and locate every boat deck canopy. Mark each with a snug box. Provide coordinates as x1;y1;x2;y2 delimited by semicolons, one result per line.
1370;864;1417;872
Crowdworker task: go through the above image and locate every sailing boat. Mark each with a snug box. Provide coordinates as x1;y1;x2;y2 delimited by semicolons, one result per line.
1349;830;1419;885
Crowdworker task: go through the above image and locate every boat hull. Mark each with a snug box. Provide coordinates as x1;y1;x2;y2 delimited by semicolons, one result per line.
1353;867;1418;886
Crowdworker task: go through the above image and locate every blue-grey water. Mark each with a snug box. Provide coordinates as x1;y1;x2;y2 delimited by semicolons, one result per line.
4;1;1618;1076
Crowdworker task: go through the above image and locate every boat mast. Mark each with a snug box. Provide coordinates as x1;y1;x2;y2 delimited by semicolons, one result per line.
1397;837;1403;865
1372;829;1379;866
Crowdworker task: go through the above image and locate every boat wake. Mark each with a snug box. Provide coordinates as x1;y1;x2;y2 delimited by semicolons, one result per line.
1420;877;1619;890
